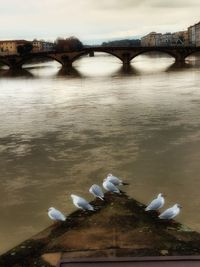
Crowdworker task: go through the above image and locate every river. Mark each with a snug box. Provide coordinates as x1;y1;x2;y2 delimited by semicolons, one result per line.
0;52;200;254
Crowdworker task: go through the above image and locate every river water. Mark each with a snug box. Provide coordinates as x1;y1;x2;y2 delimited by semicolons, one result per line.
0;52;200;254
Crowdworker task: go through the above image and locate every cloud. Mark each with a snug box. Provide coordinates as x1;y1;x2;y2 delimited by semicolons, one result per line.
90;0;145;10
90;0;200;10
0;0;200;42
150;0;200;8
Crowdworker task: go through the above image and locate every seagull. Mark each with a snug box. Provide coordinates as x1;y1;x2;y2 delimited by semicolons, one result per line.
48;207;66;221
89;184;104;200
71;194;94;211
159;204;182;220
103;179;121;194
145;193;165;211
105;173;128;186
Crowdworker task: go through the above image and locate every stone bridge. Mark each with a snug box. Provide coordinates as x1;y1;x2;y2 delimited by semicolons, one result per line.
0;46;200;70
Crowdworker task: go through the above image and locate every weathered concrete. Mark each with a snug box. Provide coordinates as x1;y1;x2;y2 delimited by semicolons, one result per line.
59;256;200;266
1;193;200;267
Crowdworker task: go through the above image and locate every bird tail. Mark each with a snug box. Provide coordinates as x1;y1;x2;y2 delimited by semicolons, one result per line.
88;205;95;211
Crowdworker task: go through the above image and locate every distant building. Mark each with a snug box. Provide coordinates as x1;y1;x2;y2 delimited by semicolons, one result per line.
188;25;196;46
141;31;188;47
188;22;200;46
32;40;43;52
42;41;55;51
172;31;189;46
141;32;162;46
160;33;172;46
32;40;55;52
195;22;200;46
0;40;28;55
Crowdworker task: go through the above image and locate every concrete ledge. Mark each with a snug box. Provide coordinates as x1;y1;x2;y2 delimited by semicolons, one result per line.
59;256;200;267
1;193;200;267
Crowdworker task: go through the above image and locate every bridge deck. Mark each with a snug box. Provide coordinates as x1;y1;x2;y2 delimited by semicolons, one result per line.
0;46;200;69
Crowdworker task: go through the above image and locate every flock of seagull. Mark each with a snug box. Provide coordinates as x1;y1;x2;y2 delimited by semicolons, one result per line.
48;173;182;222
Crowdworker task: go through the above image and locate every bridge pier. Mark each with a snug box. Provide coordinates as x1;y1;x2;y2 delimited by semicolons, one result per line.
122;62;131;72
174;49;189;63
0;58;22;70
63;61;73;69
62;58;73;70
89;51;94;57
9;64;22;70
175;55;186;63
9;58;23;70
122;53;131;69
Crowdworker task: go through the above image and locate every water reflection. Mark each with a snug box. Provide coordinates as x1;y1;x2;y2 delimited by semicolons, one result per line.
1;54;200;254
24;61;61;77
166;60;200;72
0;68;33;78
75;52;121;76
56;66;83;78
1;53;199;80
113;65;140;76
131;54;174;74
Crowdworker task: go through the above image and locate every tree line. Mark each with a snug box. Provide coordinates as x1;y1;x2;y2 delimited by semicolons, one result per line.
55;37;83;52
16;37;142;55
101;39;141;47
17;37;84;55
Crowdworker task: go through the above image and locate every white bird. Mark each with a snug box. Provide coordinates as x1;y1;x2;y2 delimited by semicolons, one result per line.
71;194;94;211
105;173;128;186
103;179;121;194
89;184;104;200
145;193;165;211
159;204;182;220
48;207;66;221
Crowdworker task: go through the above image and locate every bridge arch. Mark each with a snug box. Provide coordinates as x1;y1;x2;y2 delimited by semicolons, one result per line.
71;48;179;66
70;51;90;62
2;47;197;70
72;50;123;63
93;50;124;62
185;49;200;59
0;59;12;68
17;54;63;68
129;49;177;62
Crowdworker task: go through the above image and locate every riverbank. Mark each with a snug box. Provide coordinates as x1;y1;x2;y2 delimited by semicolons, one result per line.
1;193;200;266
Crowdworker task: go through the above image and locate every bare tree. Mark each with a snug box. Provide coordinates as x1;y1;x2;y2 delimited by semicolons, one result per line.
55;37;83;52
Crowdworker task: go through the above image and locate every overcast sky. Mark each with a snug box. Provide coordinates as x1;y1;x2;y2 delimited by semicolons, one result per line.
0;0;200;43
